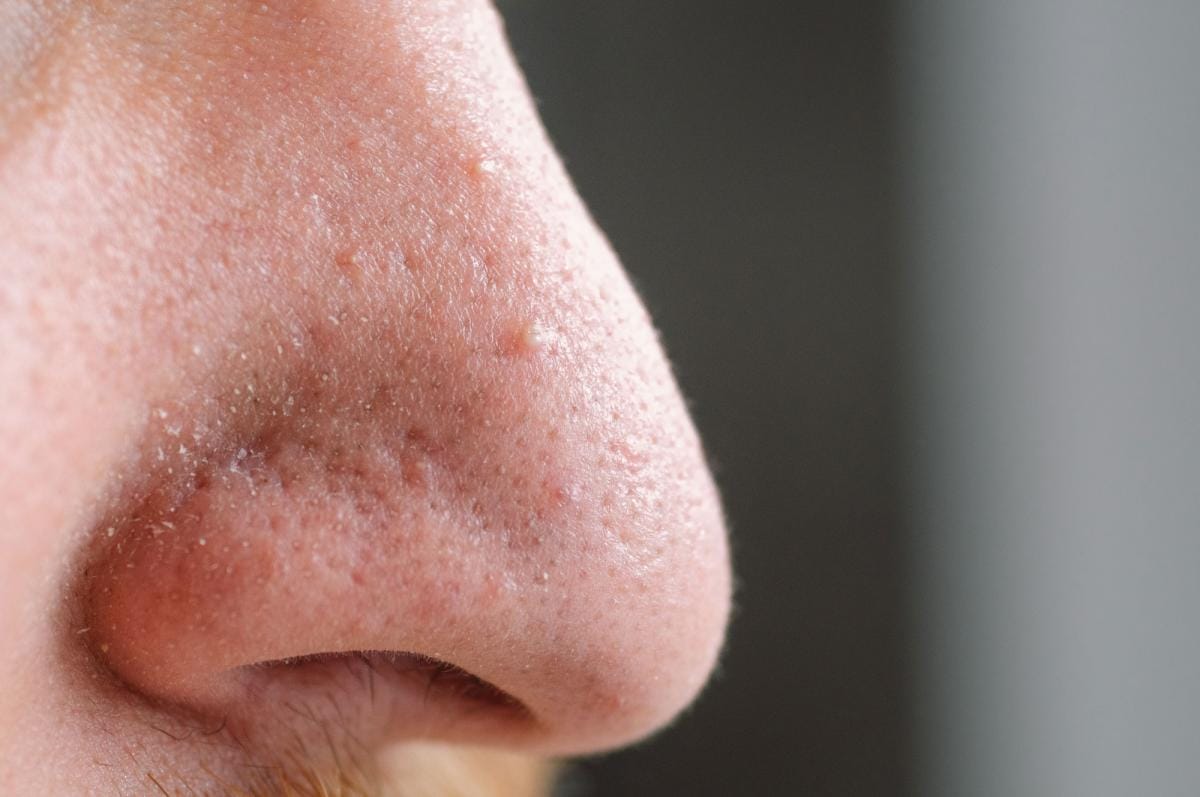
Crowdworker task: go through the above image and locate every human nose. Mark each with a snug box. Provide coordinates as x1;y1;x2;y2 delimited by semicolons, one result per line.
84;0;731;758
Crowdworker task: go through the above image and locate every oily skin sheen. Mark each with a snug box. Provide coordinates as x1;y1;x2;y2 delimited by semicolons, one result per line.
0;1;732;794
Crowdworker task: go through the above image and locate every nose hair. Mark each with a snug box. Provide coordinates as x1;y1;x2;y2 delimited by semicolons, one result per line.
85;0;730;757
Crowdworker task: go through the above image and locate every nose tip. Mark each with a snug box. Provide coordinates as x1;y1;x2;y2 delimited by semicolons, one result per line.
83;0;730;758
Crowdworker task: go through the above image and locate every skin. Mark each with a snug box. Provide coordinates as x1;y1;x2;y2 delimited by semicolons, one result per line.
0;1;732;794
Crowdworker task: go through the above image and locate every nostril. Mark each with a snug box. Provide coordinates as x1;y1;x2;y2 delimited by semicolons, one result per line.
245;650;532;721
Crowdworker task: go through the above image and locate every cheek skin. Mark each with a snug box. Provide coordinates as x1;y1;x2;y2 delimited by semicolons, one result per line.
0;0;731;790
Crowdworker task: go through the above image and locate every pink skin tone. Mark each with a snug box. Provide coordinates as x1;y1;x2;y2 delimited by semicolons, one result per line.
0;1;730;793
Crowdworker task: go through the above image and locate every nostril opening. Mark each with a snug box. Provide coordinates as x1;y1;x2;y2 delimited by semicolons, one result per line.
243;650;531;720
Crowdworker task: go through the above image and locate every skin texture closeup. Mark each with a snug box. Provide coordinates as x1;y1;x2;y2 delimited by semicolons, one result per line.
0;1;731;794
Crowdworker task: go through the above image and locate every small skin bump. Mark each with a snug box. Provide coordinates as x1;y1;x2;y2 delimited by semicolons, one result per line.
466;155;500;181
334;249;365;284
498;319;548;358
538;479;575;516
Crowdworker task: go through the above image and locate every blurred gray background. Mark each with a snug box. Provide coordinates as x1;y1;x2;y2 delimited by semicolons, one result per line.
500;2;1200;796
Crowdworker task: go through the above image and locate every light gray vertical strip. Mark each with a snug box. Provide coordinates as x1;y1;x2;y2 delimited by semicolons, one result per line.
902;3;1200;796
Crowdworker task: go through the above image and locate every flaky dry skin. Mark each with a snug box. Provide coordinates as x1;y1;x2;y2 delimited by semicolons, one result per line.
0;2;731;793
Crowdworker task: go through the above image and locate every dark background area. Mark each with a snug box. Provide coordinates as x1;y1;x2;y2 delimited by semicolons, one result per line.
496;3;907;795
